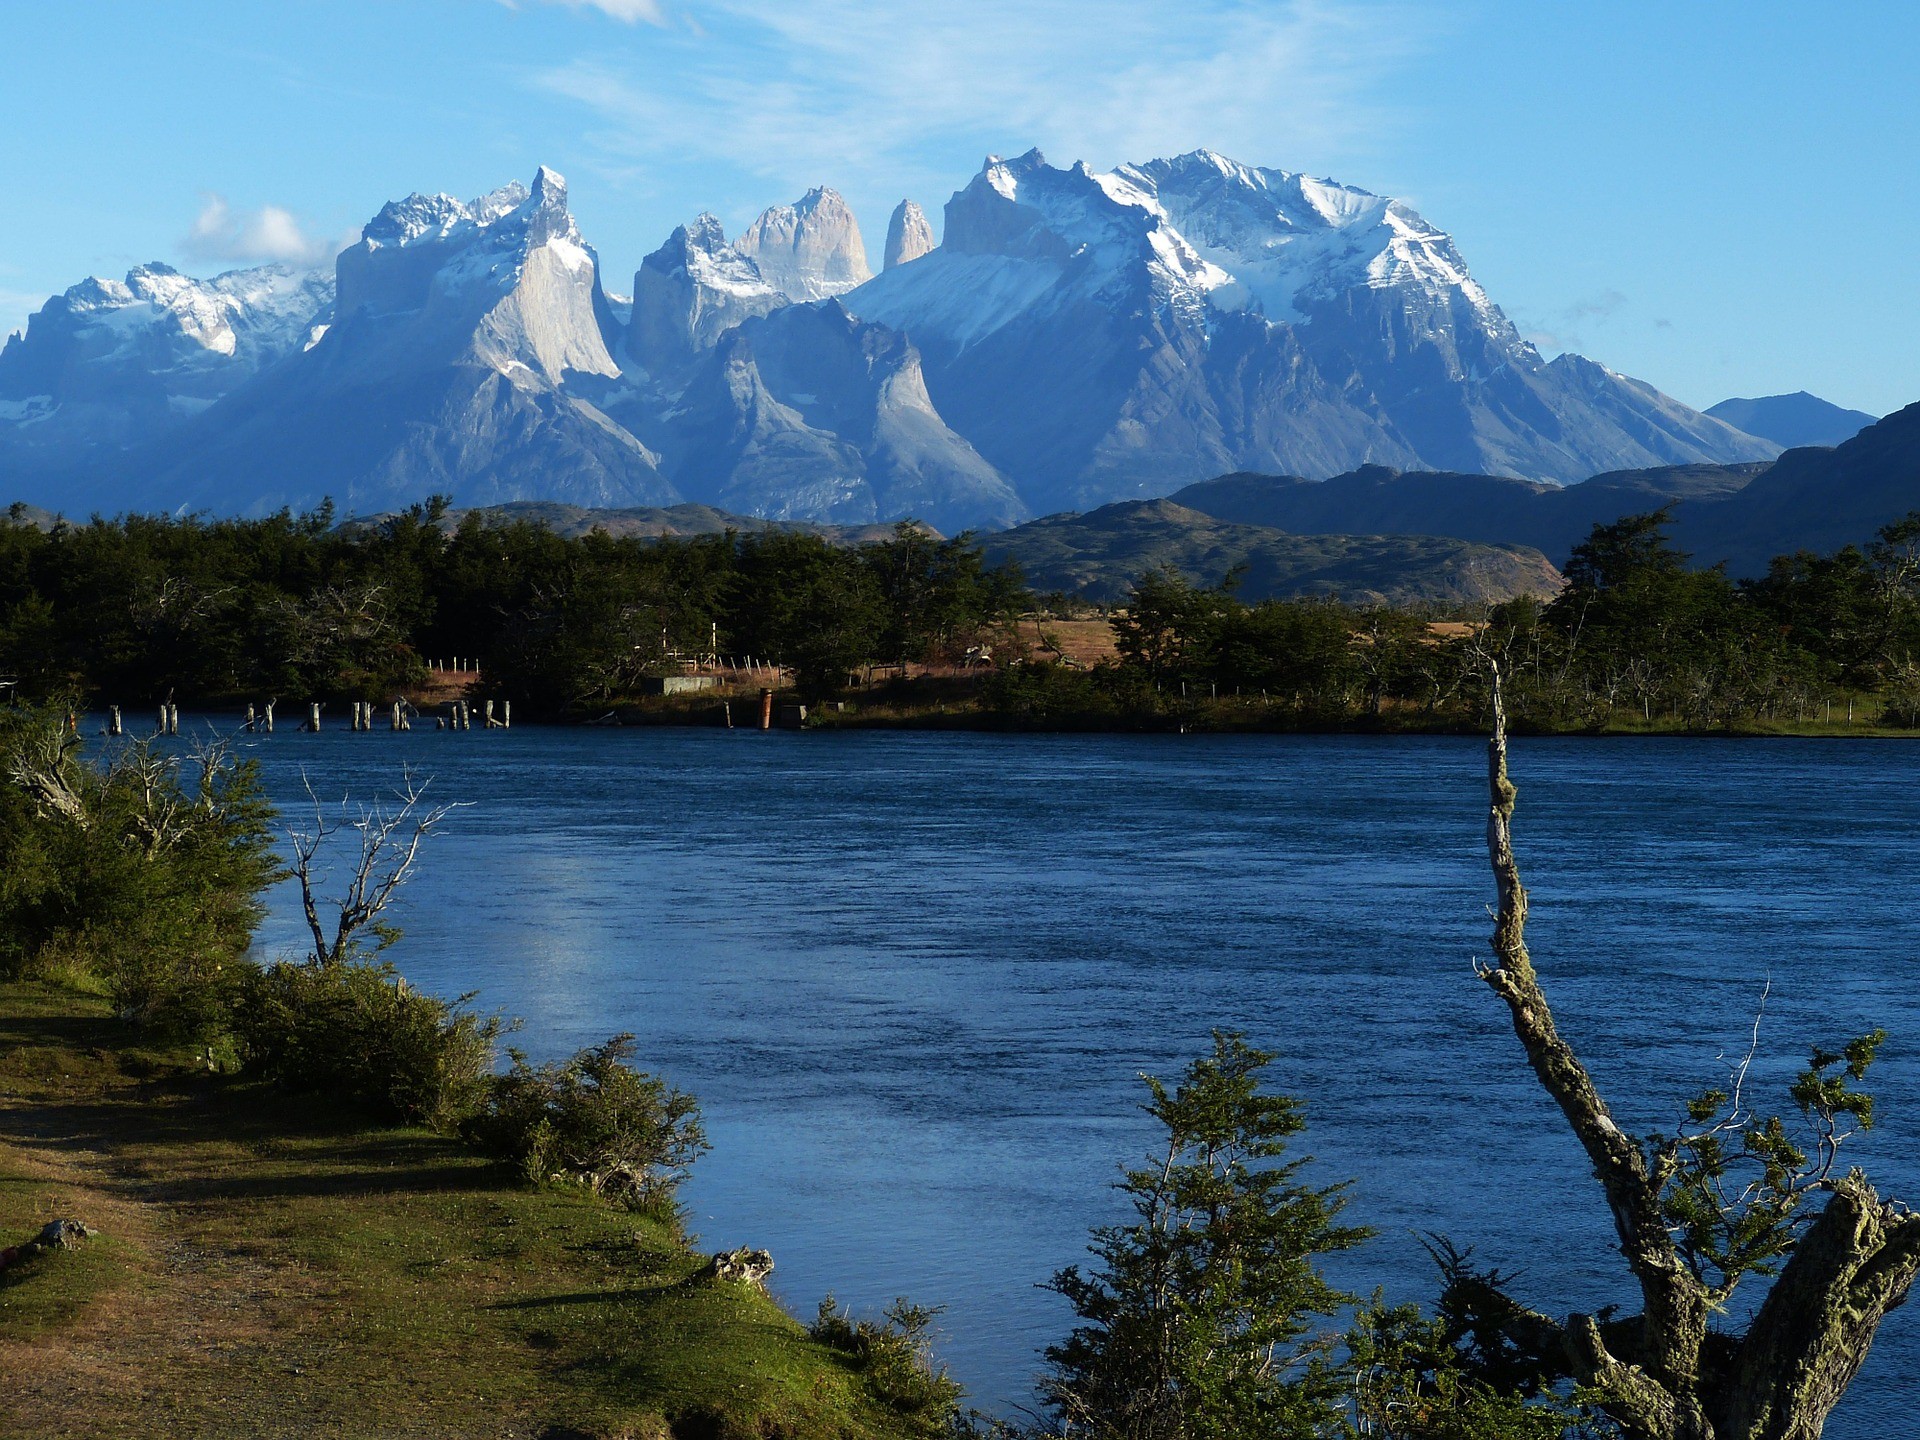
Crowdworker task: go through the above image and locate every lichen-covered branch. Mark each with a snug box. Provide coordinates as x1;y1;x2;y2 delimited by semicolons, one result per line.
1483;664;1710;1419
1716;1173;1920;1440
1475;662;1919;1440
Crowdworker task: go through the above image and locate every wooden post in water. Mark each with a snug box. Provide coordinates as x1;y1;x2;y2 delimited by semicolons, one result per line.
391;700;403;732
263;700;275;734
308;702;322;733
759;688;773;730
502;700;510;730
484;699;496;729
108;705;123;736
723;702;733;729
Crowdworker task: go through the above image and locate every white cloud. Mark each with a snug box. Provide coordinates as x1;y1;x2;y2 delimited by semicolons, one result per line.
532;0;1433;201
180;195;338;268
504;0;667;24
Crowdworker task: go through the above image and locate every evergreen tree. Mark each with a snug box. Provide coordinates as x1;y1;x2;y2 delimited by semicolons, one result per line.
1040;1033;1368;1440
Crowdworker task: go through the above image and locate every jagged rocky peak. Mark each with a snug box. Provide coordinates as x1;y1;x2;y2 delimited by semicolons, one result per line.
735;187;872;300
1115;149;1503;329
333;166;616;386
630;211;786;368
883;201;936;270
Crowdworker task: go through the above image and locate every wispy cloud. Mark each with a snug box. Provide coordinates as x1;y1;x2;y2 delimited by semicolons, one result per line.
1521;290;1633;353
532;0;1434;206
501;0;668;24
180;195;339;268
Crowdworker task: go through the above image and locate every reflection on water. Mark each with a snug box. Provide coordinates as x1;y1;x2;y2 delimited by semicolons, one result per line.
237;727;1920;1430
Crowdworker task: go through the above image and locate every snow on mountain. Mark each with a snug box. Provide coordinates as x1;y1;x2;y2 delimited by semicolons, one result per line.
126;167;675;517
735;187;872;301
628;212;787;373
883;201;936;270
845;148;1775;507
1115;149;1503;329
1;151;1784;533
332;165;619;387
0;261;333;465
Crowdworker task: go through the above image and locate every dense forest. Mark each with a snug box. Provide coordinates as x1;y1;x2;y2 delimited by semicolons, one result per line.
7;499;1920;731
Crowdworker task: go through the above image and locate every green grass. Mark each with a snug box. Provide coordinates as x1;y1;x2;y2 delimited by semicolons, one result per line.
0;980;950;1439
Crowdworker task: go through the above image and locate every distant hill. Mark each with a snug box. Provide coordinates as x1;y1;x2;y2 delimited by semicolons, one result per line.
1165;400;1920;578
429;500;909;546
983;499;1561;606
1706;392;1878;449
1677;400;1920;574
1169;463;1765;567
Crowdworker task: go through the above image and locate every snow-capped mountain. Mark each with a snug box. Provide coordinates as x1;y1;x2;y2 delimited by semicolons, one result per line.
1;151;1779;531
883;201;936;271
845;149;1776;509
628;212;787;374
139;167;677;516
733;187;871;301
0;262;332;466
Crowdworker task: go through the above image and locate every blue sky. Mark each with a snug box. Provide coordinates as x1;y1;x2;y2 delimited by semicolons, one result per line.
1;0;1913;415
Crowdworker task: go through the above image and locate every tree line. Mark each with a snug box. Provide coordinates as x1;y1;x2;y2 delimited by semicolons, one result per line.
9;499;1920;728
1008;506;1920;731
0;500;1023;710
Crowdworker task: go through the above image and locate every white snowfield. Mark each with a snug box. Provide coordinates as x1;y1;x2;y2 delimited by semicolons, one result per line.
850;147;1505;346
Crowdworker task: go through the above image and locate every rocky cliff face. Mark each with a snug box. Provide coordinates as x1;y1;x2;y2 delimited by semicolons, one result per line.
883;201;936;270
133;168;676;517
734;188;872;301
655;300;1026;532
628;213;787;374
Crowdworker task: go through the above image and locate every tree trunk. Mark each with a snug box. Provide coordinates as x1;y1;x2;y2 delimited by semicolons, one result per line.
1479;662;1920;1440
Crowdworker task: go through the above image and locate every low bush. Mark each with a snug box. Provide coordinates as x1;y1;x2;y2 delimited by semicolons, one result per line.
236;959;500;1128
464;1035;707;1211
0;711;280;1039
809;1297;963;1436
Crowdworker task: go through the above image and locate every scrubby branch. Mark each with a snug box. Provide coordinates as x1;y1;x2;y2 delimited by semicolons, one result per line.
287;767;464;966
7;722;89;829
1481;662;1712;1415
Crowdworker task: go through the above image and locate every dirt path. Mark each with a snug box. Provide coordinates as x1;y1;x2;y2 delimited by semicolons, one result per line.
0;1083;352;1439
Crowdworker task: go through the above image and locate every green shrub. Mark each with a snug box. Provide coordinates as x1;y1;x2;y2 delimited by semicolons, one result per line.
464;1035;706;1211
0;711;280;1039
237;959;500;1128
809;1297;963;1437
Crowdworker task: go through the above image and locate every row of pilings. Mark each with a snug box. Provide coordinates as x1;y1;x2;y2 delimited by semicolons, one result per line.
89;699;513;736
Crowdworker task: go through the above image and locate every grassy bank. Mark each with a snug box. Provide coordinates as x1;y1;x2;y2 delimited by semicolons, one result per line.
0;981;944;1440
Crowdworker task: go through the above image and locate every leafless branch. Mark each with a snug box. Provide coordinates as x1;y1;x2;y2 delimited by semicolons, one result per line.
285;766;467;966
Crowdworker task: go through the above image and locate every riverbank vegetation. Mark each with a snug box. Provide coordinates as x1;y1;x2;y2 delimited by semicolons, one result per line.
0;707;960;1438
2;686;1912;1435
10;501;1920;733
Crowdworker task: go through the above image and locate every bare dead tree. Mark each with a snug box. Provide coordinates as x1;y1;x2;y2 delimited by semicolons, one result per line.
7;721;89;829
287;768;464;966
1468;660;1920;1439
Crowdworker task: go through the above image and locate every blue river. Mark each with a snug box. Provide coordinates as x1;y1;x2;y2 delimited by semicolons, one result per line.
234;727;1920;1428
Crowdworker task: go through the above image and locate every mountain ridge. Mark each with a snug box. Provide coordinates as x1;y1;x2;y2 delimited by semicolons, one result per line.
3;152;1785;530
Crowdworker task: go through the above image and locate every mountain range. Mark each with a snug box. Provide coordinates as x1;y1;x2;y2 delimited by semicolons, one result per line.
2;153;1787;532
1156;398;1920;578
